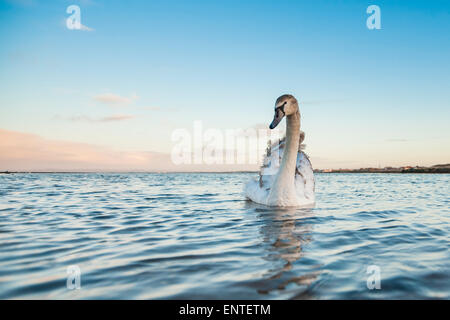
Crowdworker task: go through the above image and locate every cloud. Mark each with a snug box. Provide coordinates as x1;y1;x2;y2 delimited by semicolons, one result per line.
79;24;94;32
101;115;134;122
92;92;168;111
0;129;167;172
93;93;138;106
68;114;135;122
0;129;259;172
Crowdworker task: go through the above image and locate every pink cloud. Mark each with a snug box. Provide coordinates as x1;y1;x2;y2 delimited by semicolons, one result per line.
69;114;135;122
0;129;259;172
93;93;137;106
0;129;164;172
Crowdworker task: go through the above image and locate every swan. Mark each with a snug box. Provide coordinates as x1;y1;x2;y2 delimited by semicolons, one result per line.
245;94;315;207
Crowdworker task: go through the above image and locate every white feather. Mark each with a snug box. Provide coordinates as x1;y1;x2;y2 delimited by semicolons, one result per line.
245;134;315;207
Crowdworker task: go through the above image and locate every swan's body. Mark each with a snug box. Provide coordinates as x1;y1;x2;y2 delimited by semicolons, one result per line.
245;94;315;207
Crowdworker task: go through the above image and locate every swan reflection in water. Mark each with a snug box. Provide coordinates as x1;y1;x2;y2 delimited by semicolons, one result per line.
245;201;321;299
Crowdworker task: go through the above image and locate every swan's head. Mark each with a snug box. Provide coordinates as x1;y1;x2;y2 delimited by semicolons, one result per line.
269;94;299;129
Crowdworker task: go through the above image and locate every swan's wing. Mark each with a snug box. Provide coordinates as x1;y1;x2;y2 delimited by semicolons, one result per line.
259;130;305;174
245;131;315;205
252;130;308;188
295;151;315;202
244;135;286;204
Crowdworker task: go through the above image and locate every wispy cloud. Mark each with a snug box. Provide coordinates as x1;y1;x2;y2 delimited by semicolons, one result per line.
68;114;135;122
100;115;134;122
0;129;258;172
93;93;138;106
92;92;168;111
79;24;94;31
0;129;161;172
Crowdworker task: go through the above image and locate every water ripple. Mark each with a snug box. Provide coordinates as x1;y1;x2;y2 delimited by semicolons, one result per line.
0;173;449;299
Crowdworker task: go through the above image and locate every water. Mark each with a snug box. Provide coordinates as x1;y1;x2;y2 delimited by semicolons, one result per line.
0;173;449;299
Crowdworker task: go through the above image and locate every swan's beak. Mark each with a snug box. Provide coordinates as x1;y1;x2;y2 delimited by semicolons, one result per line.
269;107;285;129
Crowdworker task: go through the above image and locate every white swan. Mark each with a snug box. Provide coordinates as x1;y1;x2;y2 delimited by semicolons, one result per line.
245;94;315;207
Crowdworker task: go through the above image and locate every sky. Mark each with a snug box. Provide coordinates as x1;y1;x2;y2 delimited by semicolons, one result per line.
0;0;449;171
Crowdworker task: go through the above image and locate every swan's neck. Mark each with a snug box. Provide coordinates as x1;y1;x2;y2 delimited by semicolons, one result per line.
279;111;300;180
268;111;300;204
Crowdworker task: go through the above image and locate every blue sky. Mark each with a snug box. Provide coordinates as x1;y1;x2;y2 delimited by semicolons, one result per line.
0;0;449;170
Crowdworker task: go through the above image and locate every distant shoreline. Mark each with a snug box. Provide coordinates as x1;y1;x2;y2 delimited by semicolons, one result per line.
1;164;449;175
0;172;449;174
314;164;450;174
0;171;259;174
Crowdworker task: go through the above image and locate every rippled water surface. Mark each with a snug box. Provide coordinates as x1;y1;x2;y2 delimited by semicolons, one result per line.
0;173;449;299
